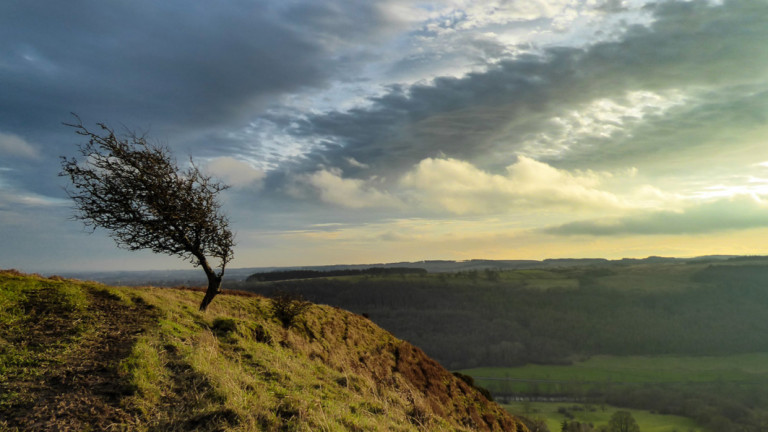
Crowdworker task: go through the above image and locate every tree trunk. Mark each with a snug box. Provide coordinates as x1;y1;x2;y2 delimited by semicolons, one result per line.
199;272;222;312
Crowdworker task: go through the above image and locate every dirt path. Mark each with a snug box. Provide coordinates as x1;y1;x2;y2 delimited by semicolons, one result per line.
1;287;156;431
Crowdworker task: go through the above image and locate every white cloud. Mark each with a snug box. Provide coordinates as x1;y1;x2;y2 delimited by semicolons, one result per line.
294;156;680;218
400;156;626;214
521;90;688;159
345;157;370;169
0;189;68;209
205;157;265;188
0;132;38;159
305;168;402;209
421;0;580;32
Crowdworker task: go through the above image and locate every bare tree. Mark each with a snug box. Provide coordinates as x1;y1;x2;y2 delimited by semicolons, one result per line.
60;116;234;311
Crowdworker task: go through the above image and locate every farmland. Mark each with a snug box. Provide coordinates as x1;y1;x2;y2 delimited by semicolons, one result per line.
504;401;700;432
463;353;768;393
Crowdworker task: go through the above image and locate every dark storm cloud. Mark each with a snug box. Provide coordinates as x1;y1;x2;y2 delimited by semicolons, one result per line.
0;0;395;139
281;52;566;177
0;0;401;199
274;0;768;179
553;86;768;175
544;197;768;236
596;0;630;13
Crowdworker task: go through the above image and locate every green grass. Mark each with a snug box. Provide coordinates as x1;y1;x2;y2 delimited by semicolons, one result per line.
463;353;768;387
0;271;97;422
461;354;768;398
462;354;768;431
0;272;89;376
117;286;510;431
505;402;702;432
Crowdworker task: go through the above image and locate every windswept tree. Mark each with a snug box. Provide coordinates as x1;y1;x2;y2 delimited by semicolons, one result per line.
60;116;234;311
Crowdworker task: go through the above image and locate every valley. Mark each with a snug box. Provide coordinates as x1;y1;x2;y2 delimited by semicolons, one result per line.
237;256;768;431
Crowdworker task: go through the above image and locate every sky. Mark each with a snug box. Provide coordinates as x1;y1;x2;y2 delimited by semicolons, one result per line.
3;0;768;273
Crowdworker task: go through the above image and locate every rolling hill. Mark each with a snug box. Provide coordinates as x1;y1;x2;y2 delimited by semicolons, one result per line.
238;258;768;369
0;270;527;431
235;257;768;431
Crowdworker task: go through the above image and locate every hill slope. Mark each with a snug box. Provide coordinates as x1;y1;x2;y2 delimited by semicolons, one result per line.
237;260;768;368
0;270;526;431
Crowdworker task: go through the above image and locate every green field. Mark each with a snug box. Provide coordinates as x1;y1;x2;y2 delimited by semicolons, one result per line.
461;353;768;398
463;352;768;386
504;402;702;432
461;354;768;431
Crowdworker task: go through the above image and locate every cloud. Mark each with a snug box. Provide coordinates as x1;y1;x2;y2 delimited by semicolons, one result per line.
303;168;403;209
545;195;768;236
0;132;38;159
595;0;629;13
269;0;768;182
345;157;370;169
0;188;68;211
7;0;768;270
0;0;403;139
293;156;673;217
400;156;625;214
205;157;265;188
0;0;420;206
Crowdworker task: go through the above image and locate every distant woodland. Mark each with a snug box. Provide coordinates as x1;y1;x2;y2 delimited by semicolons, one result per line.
246;267;427;282
241;262;768;369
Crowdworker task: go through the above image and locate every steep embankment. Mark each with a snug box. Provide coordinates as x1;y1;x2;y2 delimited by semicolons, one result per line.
0;270;526;431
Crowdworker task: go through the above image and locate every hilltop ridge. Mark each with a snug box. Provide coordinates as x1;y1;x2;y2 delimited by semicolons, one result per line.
60;254;752;287
0;270;526;431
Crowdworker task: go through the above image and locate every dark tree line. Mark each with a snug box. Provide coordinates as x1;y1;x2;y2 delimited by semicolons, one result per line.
247;267;427;282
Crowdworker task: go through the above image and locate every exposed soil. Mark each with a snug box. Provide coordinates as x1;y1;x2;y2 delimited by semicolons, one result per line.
1;287;156;431
147;345;239;432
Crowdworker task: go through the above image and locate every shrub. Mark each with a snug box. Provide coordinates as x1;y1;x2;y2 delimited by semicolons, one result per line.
211;318;238;336
270;292;312;329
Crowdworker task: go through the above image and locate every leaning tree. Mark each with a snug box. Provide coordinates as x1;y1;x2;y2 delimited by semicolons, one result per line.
60;117;235;311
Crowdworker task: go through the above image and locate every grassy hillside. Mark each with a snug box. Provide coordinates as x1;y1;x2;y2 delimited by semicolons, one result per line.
0;270;526;431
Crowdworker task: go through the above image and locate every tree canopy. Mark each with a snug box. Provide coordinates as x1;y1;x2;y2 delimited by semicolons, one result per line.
608;411;640;432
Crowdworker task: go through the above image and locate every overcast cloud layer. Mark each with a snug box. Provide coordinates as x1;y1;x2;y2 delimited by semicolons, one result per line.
4;0;768;272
